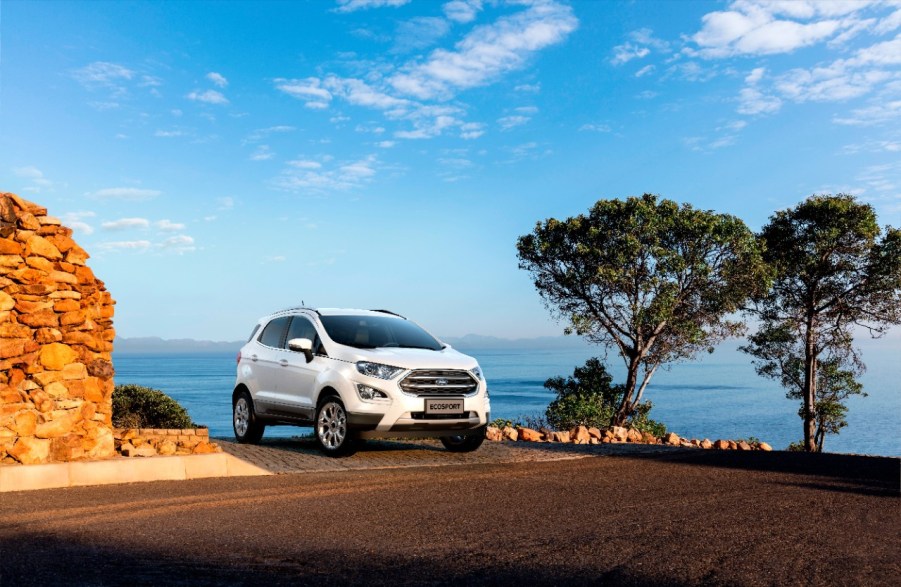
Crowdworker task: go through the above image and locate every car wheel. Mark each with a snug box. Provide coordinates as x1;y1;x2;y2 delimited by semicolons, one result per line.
315;396;354;457
233;391;265;444
440;427;486;453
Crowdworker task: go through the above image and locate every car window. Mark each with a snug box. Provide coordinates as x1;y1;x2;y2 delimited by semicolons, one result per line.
319;315;442;350
258;316;290;348
246;324;261;342
284;316;324;354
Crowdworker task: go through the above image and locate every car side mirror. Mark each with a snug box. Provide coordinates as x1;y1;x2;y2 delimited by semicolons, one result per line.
287;337;314;363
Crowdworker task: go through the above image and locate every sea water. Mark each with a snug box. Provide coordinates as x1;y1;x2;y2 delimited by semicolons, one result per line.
111;342;899;456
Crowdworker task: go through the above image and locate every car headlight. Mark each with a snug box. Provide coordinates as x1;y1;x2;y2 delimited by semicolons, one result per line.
471;366;484;381
356;361;404;380
356;384;389;401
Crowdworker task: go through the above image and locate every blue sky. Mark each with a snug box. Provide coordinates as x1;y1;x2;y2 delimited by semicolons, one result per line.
2;0;900;341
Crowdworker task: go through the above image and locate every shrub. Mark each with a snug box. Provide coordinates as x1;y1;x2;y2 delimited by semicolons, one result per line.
112;383;197;429
545;357;666;434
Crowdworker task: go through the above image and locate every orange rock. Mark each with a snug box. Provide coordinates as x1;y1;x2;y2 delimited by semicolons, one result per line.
12;411;38;436
485;426;502;441
60;310;86;326
700;439;713;449
517;427;543;442
713;439;730;450
39;342;78;370
25;235;62;260
588;427;603;440
759;442;773;452
34;327;63;343
570;425;591;444
49;234;76;253
25;255;54;272
192;441;218;454
53;299;80;312
65;245;89;265
611;426;628;442
75;265;95;283
553;430;571;443
0;338;25;359
0;254;24;268
19;309;59;328
737;441;752;451
35;414;76;438
627;428;643;443
502;426;518;441
8;437;50;464
0;238;22;255
17;213;41;230
664;432;681;445
48;270;77;284
0;291;14;311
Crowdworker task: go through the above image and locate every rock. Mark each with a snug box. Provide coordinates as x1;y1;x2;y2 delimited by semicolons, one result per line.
157;439;177;456
737;441;752;451
700;439;713;449
517;427;543;442
12;411;38;436
758;442;773;452
626;428;643;443
728;440;738;450
192;441;218;454
485;426;503;442
539;427;555;440
587;427;603;440
589;438;599;445
24;234;62;259
0;291;14;311
570;425;591;444
713;439;730;450
664;432;681;445
8;437;51;464
502;426;518;442
39;342;78;371
122;444;157;458
553;430;571;443
34;414;76;439
611;426;628;442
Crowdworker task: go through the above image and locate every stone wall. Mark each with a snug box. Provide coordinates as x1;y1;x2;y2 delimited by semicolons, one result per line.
0;192;116;464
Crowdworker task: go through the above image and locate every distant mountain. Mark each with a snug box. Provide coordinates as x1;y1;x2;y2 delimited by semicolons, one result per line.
112;334;592;354
113;337;244;355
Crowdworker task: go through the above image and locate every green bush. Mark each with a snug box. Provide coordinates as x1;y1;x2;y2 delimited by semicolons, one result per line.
544;357;666;434
112;384;197;429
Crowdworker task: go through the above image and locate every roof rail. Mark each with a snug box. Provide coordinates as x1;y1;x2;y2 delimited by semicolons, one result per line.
370;309;406;319
274;306;321;316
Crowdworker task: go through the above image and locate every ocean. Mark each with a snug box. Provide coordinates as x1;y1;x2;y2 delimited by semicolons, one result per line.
111;341;900;457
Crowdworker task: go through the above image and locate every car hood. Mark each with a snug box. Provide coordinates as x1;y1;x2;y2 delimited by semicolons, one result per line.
333;345;478;371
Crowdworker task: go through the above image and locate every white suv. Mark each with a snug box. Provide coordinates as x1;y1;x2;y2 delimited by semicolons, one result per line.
232;307;490;456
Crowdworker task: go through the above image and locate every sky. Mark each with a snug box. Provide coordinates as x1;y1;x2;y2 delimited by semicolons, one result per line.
1;0;900;342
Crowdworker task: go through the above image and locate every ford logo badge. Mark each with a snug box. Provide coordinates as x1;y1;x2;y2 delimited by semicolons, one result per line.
435;378;449;386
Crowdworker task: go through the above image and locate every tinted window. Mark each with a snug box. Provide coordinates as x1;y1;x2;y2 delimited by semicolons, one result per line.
246;324;261;342
285;316;323;353
320;315;442;350
259;316;290;348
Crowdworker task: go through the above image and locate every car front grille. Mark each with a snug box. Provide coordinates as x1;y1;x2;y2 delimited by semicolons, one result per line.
399;370;479;396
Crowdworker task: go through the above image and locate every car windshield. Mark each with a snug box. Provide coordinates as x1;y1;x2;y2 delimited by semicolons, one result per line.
319;315;443;351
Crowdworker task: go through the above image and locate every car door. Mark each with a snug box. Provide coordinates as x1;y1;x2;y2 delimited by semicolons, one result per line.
275;315;325;419
251;315;291;414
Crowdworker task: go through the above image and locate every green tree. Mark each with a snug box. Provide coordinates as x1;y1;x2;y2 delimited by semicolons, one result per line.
517;194;769;426
741;194;901;452
544;357;666;435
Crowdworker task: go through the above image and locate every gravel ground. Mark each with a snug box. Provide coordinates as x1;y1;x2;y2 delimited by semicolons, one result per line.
0;444;898;586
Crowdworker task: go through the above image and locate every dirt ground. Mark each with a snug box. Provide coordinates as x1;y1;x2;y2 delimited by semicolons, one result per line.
1;447;898;586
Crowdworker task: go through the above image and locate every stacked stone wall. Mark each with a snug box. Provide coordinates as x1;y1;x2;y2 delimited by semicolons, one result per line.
0;192;116;464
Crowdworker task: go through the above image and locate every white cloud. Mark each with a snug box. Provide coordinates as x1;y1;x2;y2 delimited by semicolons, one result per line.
611;28;670;65
61;211;96;236
688;1;887;58
497;115;530;130
245;125;296;143
187;89;229;104
326;76;411;110
160;235;196;253
377;140;396;148
156;219;186;232
72;61;134;87
98;240;152;252
737;87;783;115
745;67;765;84
287;159;323;169
250;145;274;161
579;123;612;132
635;65;655;77
274;77;333;109
273;155;378;193
459;122;485;139
514;82;541;93
206;72;228;87
101;217;150;231
154;129;189;138
393;17;451;53
13;166;53;192
611;44;650;65
388;1;578;100
91;187;161;201
834;100;901;126
443;0;482;24
334;0;410;12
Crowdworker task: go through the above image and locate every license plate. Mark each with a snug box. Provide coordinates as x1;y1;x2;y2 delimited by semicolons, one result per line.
424;397;464;414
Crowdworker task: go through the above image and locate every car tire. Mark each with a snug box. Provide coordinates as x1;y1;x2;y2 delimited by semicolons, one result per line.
315;396;355;457
440;427;486;453
233;390;265;444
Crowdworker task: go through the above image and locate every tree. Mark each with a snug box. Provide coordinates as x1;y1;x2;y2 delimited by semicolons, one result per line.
517;194;769;426
544;357;667;435
741;194;901;452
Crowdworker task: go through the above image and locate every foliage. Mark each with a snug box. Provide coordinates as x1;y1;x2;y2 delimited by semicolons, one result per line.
112;383;197;429
518;194;768;425
544;357;666;434
489;418;517;429
741;194;900;452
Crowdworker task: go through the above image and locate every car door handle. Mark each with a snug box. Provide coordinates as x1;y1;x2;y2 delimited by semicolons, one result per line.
279;359;289;367
250;354;258;362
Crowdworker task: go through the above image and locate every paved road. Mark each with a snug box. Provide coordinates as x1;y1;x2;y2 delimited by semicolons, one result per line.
1;446;898;586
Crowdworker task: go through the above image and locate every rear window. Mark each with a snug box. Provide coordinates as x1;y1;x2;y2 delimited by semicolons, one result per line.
319;315;442;351
258;316;290;348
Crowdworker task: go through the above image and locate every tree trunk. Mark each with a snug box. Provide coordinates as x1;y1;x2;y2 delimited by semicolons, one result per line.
802;320;817;452
612;355;641;427
814;423;825;453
